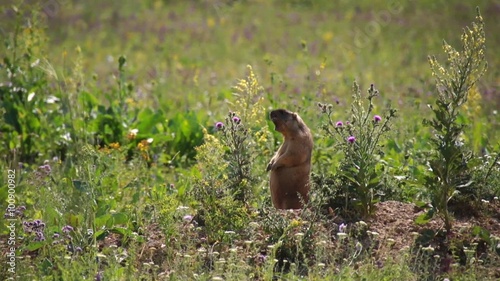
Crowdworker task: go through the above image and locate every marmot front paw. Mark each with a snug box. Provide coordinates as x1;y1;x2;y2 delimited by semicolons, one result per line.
266;162;273;172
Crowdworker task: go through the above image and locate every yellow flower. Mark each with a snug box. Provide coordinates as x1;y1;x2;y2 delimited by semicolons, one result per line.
207;17;216;28
141;152;150;161
109;142;120;149
125;98;136;107
290;219;302;227
98;146;110;154
137;139;150;151
322;31;334;42
153;0;162;9
464;84;482;117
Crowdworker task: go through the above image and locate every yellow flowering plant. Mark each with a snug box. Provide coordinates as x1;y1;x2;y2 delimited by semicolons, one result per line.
420;8;488;231
189;66;271;241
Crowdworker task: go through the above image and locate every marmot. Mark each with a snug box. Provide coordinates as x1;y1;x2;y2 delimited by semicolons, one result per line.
267;109;313;209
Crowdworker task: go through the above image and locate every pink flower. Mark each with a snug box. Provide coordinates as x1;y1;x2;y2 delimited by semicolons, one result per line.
347;136;356;143
215;122;224;130
62;225;74;233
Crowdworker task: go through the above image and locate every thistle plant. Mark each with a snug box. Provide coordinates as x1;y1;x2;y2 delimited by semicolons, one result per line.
214;112;254;202
190;66;270;240
319;82;396;218
212;65;272;203
422;8;487;231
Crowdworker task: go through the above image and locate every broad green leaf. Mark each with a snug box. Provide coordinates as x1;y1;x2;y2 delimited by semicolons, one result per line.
66;213;83;228
472;226;491;243
94;229;108;240
73;180;89;191
79;91;99;108
95;214;112;229
111;212;129;225
111;226;132;237
136;108;165;133
24;241;45;251
415;209;434;225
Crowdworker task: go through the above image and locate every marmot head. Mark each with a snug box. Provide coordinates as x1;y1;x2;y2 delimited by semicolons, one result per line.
270;109;304;135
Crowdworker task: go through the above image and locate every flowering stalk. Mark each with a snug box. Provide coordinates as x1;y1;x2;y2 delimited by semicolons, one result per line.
215;112;254;202
422;8;487;231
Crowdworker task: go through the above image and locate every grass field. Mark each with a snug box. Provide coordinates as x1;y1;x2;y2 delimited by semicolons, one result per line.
1;0;500;280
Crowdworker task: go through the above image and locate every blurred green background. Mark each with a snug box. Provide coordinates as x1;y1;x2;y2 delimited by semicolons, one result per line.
1;0;499;162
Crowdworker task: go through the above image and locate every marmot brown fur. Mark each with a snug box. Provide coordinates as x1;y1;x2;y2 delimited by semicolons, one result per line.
267;109;313;209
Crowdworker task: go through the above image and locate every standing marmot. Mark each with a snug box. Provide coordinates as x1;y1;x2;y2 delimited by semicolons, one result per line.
267;109;313;209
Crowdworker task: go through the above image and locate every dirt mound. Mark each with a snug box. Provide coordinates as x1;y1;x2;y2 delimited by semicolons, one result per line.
369;200;500;249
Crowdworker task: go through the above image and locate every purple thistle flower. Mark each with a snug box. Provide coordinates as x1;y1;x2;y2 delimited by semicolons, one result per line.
215;122;224;130
232;116;241;124
347;136;356;143
95;272;103;281
62;225;74;233
53;232;60;239
34;231;46;241
374;115;382;122
38;164;51;174
335;121;343;127
183;215;193;222
255;253;268;264
76;246;82;252
339;223;347;233
23;224;32;233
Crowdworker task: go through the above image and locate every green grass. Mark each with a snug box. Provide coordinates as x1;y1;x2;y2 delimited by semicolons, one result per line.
1;0;500;280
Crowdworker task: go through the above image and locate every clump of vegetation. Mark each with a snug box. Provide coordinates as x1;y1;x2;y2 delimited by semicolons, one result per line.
317;83;396;218
0;11;62;164
189;66;271;241
421;8;489;231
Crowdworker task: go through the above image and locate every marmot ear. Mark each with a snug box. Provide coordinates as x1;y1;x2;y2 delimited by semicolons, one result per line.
292;112;298;119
